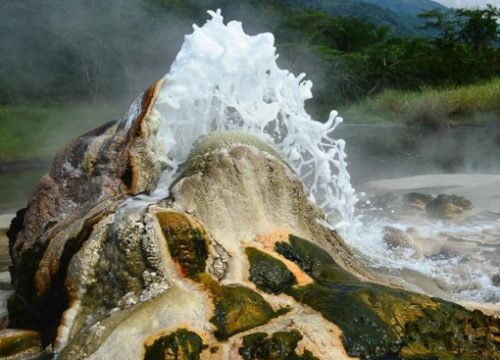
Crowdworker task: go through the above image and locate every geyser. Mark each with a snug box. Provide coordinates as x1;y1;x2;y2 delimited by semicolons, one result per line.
136;9;357;235
3;9;499;360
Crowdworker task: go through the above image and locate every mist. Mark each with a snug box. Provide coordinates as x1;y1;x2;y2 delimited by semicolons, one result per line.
1;0;498;211
336;122;500;187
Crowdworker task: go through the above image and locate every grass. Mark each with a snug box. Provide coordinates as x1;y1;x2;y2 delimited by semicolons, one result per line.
0;102;123;162
341;77;500;126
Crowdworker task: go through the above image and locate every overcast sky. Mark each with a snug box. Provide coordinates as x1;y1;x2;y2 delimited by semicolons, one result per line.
434;0;500;8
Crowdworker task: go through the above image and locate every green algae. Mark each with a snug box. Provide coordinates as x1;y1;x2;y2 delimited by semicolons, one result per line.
276;234;500;360
143;329;204;360
275;234;356;284
246;247;296;294
157;212;209;279
200;274;282;340
286;284;402;358
239;330;319;360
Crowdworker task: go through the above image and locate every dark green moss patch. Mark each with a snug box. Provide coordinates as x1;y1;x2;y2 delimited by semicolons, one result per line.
144;329;204;360
246;247;296;294
200;274;281;340
276;234;500;360
157;212;209;279
287;284;402;359
275;234;356;284
239;330;319;360
401;304;500;359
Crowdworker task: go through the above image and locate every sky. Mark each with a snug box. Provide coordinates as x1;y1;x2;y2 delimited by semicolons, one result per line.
434;0;500;7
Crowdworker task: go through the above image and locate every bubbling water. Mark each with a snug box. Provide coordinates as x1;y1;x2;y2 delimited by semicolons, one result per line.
149;10;357;235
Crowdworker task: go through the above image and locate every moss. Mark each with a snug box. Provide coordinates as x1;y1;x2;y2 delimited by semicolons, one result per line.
287;284;402;359
401;305;500;359
157;212;209;279
238;330;319;360
200;274;281;340
143;329;204;360
246;247;296;294
275;234;356;284
277;234;500;360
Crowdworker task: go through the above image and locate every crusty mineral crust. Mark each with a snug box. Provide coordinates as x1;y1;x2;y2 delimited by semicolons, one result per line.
4;83;499;359
7;79;165;272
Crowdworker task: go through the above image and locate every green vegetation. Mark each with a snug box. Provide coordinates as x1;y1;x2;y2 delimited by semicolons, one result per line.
342;77;500;126
1;1;499;110
0;0;499;165
0;103;120;161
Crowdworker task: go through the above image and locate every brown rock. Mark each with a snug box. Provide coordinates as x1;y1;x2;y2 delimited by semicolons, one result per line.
425;194;472;219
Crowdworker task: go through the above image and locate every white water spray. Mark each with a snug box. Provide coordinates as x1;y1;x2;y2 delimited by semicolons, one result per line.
143;10;357;235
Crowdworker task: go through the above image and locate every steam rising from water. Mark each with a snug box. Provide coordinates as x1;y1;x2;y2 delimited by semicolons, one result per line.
149;10;357;234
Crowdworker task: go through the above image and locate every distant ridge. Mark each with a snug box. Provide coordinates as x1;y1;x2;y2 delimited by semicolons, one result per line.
283;0;449;35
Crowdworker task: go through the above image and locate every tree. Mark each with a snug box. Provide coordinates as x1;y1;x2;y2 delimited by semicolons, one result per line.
456;4;500;50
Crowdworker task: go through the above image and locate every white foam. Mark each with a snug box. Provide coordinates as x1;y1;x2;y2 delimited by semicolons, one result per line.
149;10;357;235
350;216;500;304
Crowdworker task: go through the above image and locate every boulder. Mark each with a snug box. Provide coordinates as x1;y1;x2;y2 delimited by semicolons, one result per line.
425;194;473;219
402;192;433;208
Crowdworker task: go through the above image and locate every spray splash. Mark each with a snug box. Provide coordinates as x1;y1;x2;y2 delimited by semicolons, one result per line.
136;10;357;235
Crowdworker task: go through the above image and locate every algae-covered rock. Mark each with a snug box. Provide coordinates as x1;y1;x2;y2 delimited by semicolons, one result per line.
239;330;319;360
200;274;282;340
157;211;209;279
246;247;296;294
143;329;204;360
278;234;500;360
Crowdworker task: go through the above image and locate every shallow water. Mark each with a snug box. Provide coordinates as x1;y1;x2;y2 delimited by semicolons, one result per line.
349;189;500;305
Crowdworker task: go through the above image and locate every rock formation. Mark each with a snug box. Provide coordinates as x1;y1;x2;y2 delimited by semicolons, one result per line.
2;80;499;359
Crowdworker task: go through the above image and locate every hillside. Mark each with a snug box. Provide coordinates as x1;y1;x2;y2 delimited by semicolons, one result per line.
284;0;448;35
364;0;446;15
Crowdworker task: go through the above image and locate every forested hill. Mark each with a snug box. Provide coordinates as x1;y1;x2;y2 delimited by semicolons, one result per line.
1;0;498;118
364;0;447;15
284;0;448;35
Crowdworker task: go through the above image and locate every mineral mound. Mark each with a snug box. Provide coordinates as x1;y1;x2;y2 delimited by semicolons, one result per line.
2;80;499;360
